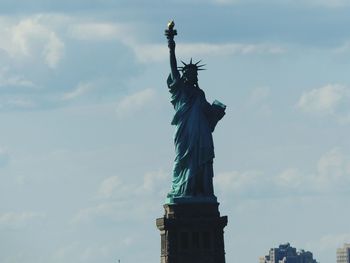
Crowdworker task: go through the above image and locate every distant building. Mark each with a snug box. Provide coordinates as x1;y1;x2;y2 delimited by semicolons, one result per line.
337;244;350;263
259;243;318;263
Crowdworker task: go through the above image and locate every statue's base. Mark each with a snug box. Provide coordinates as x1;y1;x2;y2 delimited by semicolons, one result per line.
156;202;227;263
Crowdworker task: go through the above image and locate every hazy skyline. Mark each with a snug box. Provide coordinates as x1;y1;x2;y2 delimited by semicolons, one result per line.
1;1;350;262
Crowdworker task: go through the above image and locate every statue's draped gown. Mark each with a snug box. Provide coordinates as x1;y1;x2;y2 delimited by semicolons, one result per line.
167;74;223;198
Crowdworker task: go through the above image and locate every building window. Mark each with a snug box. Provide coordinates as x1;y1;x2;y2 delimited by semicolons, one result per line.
180;232;189;250
203;232;211;250
192;232;200;249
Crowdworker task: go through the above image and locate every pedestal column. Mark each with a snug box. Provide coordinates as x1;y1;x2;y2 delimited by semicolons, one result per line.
156;202;227;263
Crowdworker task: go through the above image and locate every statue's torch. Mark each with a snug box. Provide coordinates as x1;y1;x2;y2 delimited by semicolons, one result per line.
165;20;177;40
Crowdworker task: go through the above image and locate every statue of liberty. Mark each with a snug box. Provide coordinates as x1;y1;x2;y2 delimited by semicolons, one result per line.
165;21;226;203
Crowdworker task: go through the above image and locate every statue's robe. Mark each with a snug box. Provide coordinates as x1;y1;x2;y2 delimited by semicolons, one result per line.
167;74;225;198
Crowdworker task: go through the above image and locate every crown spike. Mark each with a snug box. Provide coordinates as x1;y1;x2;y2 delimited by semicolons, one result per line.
179;59;207;72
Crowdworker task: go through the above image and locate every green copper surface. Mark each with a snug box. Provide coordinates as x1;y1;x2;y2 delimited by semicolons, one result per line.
164;21;226;204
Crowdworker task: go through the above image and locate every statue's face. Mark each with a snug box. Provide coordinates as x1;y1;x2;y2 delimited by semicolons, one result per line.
183;68;198;86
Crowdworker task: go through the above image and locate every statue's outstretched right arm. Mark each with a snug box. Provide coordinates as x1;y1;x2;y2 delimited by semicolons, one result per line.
165;21;180;81
168;39;180;80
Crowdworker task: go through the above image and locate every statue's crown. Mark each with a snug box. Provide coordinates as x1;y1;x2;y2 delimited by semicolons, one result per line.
178;58;206;72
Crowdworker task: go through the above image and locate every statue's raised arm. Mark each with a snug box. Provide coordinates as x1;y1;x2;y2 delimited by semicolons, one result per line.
165;21;180;81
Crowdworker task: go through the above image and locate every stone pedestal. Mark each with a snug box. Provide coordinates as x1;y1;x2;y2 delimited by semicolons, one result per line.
156;202;227;263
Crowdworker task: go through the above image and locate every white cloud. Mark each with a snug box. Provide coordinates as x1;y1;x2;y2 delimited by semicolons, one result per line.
334;45;349;54
51;242;121;263
68;21;146;63
70;203;116;224
334;40;350;54
0;67;35;88
131;44;167;63
72;169;168;224
0;211;45;228
317;148;344;177
67;21;285;63
71;200;156;224
215;148;350;198
43;31;64;68
133;42;285;63
307;233;350;252
7;98;37;108
141;170;168;193
69;19;288;66
277;148;350;193
63;82;96;100
275;168;304;188
0;16;65;68
297;84;349;114
96;171;168;199
50;238;139;263
115;88;156;118
51;242;80;262
68;22;131;42
179;43;285;56
246;86;272;115
68;21;164;64
315;148;350;190
248;87;270;105
139;170;169;198
0;97;37;110
214;170;264;195
96;176;122;199
337;113;350;124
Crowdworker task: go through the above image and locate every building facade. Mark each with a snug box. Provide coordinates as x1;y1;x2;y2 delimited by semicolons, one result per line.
337;244;350;263
259;243;318;263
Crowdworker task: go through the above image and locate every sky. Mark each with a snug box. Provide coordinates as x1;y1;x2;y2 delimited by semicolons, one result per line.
1;0;350;262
